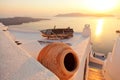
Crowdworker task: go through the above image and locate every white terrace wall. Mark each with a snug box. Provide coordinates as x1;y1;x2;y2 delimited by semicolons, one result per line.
103;37;120;80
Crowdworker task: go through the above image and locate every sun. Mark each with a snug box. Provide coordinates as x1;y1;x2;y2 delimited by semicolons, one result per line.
82;0;118;13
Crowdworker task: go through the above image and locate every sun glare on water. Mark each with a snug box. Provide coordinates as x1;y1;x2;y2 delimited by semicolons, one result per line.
82;0;118;13
96;19;104;36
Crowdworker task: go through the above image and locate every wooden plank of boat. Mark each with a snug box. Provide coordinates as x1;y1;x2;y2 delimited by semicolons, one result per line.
51;34;72;39
40;27;74;39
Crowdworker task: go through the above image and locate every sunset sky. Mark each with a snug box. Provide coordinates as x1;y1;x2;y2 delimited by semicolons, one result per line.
0;0;120;17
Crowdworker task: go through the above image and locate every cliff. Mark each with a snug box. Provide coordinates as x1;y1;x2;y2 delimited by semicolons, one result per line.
0;17;50;26
55;13;114;17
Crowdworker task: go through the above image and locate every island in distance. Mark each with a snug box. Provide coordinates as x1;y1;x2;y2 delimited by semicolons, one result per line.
0;17;50;26
55;13;114;17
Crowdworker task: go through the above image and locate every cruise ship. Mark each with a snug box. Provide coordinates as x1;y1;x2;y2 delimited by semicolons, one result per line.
0;23;120;80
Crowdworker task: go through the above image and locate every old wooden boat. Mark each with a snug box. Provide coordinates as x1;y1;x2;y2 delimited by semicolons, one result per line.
40;27;74;39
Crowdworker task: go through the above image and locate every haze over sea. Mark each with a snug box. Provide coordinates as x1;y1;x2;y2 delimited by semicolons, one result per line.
9;17;120;54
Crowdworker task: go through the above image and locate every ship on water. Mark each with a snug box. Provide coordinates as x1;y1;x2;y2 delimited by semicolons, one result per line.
40;26;74;39
0;23;120;80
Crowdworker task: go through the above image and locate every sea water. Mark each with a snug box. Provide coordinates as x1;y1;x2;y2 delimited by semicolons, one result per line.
9;17;120;54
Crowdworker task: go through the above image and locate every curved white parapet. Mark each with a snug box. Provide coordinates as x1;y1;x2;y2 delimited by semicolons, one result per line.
103;37;120;80
0;26;59;80
0;24;91;80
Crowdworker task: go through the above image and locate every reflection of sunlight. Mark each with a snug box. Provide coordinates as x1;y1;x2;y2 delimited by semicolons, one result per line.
96;19;104;36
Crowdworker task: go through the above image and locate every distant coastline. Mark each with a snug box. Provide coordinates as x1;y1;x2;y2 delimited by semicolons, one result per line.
55;13;114;17
0;17;50;26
